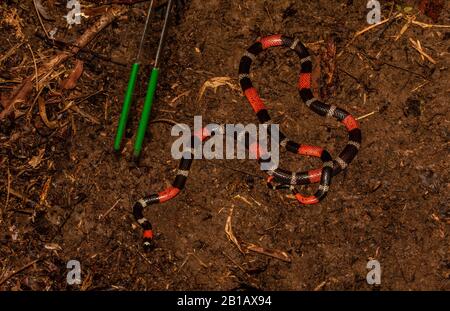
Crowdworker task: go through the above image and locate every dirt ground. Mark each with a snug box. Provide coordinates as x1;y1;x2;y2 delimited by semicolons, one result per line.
0;0;449;290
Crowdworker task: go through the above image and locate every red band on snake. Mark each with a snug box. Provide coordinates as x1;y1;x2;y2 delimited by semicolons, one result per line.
133;35;361;250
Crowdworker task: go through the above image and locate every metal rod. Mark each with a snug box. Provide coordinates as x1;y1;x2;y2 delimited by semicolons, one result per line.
132;0;173;161
154;0;172;68
114;0;154;152
136;0;155;62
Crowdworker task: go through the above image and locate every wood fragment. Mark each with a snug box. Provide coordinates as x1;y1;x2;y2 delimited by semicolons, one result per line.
314;280;327;291
39;177;52;208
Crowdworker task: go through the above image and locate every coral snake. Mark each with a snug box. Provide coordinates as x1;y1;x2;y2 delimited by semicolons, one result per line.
133;34;362;250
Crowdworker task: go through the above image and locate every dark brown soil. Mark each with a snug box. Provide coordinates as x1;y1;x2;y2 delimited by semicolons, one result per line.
0;0;449;290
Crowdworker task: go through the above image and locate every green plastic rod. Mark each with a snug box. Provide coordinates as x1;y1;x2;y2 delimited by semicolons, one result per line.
114;62;140;152
132;67;160;161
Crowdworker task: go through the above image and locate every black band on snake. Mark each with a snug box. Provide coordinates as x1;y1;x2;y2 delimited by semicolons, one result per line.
133;34;362;250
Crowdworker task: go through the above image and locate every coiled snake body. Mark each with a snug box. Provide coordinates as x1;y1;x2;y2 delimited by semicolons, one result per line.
133;35;362;249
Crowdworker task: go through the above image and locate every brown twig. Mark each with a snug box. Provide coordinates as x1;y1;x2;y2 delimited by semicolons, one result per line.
4;167;11;213
27;43;39;92
98;198;121;220
0;258;45;286
242;241;291;263
35;32;128;67
0;43;24;67
32;0;50;39
70;104;100;125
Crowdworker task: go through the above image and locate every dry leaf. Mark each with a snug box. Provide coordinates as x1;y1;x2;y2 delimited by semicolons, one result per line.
28;148;45;168
2;8;25;39
38;96;59;128
197;76;239;102
60;60;84;90
39;177;52;207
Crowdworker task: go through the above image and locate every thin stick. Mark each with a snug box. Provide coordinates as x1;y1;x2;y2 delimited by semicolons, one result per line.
170;90;190;104
416;39;425;61
35;32;128;67
358;50;428;79
354;17;393;38
356;111;376;120
394;17;412;41
8;187;53;209
411;20;450;29
225;206;244;254
0;43;23;65
98;198;121;219
411;80;430;92
33;0;50;39
27;44;39;91
242;241;291;263
338;14;402;58
233;195;253;207
5;167;11;210
222;251;246;273
8;188;38;206
0;258;44;286
188;252;208;269
57;89;104;115
70;104;100;124
409;38;437;64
